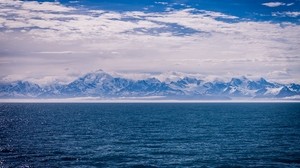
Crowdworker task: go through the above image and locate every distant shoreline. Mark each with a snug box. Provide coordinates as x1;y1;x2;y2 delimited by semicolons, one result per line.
1;98;299;103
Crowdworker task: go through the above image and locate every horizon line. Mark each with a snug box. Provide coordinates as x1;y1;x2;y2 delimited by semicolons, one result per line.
1;98;299;103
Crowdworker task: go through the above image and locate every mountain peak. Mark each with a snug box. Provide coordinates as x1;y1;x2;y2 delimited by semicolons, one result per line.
94;69;105;74
1;70;299;99
258;77;267;83
230;78;243;86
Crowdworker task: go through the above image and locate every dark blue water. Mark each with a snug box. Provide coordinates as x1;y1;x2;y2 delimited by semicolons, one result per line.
1;103;300;167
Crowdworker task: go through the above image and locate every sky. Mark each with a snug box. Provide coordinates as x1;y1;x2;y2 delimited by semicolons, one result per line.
0;0;300;84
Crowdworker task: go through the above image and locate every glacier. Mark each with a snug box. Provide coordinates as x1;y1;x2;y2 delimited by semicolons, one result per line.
0;70;299;100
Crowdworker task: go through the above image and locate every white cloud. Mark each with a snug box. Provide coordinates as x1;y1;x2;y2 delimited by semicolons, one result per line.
21;1;75;12
286;11;300;17
0;0;300;84
262;2;286;7
155;2;168;5
272;11;300;17
286;3;294;6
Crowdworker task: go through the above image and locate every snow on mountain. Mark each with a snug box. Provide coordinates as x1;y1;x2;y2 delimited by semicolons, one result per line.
0;81;42;98
288;83;300;93
0;70;299;100
155;71;189;83
276;86;298;98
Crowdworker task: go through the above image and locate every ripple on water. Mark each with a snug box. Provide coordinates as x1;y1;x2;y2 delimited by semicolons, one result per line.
1;103;300;167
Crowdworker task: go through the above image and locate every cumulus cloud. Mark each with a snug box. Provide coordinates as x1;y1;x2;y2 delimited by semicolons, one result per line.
0;0;300;84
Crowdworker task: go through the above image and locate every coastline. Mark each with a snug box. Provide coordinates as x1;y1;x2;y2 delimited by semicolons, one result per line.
1;98;299;103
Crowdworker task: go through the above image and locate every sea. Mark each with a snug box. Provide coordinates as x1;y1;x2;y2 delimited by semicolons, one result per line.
0;103;300;167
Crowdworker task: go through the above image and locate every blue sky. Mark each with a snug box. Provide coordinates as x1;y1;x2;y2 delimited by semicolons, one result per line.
54;0;300;22
0;0;300;84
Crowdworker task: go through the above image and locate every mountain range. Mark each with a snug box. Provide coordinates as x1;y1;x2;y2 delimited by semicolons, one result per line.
1;70;300;100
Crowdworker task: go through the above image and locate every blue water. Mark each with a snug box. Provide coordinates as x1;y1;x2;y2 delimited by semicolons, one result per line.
1;103;300;167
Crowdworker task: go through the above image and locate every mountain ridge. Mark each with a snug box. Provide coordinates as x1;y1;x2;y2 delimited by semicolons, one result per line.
1;70;299;100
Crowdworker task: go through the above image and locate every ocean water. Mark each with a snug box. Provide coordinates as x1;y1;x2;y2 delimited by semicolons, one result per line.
0;103;300;167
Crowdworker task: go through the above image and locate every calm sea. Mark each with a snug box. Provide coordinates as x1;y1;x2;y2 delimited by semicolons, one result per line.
1;103;300;167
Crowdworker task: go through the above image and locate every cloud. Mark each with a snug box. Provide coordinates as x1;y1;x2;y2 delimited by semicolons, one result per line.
21;1;75;12
262;2;286;7
272;11;300;17
155;2;168;5
34;51;88;54
0;0;300;84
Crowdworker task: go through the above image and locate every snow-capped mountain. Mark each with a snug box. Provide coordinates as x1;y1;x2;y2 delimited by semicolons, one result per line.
0;81;42;98
0;70;299;100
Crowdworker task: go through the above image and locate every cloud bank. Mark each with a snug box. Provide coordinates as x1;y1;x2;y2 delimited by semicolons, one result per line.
0;0;300;85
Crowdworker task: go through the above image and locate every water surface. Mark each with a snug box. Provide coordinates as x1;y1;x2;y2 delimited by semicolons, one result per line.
1;103;300;167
